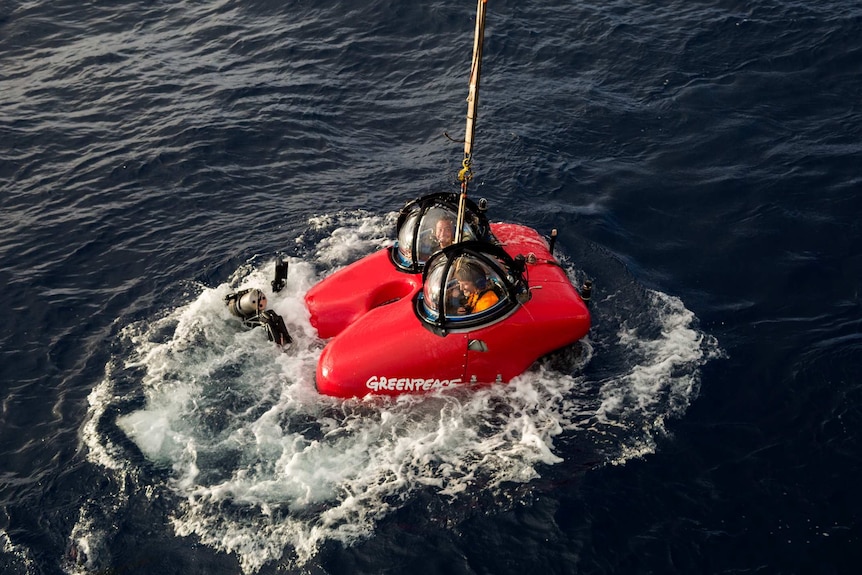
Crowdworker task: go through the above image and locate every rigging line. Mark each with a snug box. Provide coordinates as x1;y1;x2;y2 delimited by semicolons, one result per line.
455;0;488;244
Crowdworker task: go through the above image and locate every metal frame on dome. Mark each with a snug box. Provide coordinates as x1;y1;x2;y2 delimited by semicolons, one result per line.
413;241;530;336
390;192;492;273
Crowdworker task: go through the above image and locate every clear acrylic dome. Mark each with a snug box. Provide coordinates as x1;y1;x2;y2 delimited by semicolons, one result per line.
391;193;491;273
415;241;529;334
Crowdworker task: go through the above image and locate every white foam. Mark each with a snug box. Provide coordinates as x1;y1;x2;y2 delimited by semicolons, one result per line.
83;212;721;572
304;210;397;267
1;527;38;575
62;508;110;575
597;290;719;425
83;364;129;473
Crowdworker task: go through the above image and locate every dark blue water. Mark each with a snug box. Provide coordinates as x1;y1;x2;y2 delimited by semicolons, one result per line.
2;0;860;573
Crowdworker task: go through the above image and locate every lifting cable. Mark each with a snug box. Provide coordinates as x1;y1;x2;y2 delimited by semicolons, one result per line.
454;0;487;244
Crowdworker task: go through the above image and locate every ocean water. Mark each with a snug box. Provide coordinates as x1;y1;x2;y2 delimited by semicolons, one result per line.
1;1;860;574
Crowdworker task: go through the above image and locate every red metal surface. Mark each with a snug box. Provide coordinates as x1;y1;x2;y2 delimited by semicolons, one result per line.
306;223;590;398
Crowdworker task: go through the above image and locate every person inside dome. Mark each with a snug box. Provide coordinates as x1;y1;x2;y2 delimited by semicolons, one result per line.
453;261;498;314
434;216;455;249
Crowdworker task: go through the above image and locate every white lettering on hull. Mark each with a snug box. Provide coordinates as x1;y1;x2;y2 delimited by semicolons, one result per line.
365;375;463;393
